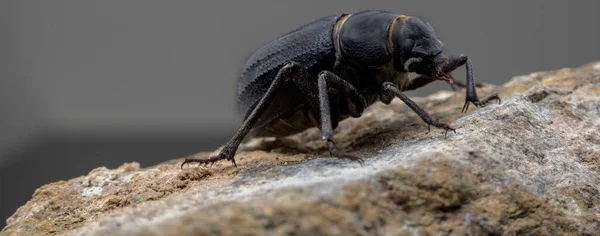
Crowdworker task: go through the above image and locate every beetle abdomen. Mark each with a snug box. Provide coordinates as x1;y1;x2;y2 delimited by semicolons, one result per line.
236;15;339;119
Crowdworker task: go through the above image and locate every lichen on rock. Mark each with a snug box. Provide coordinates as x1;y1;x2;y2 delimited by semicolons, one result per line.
2;62;600;235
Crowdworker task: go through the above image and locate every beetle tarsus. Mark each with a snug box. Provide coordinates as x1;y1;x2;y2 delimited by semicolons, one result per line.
383;82;456;137
429;120;456;138
181;154;236;169
482;93;501;105
462;92;502;113
328;141;364;166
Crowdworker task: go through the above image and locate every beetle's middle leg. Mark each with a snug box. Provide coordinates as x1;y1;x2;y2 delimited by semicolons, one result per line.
287;67;367;165
316;71;366;165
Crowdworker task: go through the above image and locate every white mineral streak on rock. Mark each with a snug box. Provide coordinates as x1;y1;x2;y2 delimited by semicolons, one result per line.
4;62;600;236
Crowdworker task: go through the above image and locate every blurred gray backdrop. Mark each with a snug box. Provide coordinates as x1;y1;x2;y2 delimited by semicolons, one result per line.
1;0;599;227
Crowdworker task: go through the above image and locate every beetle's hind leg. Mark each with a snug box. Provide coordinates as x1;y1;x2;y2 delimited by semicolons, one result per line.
181;62;298;168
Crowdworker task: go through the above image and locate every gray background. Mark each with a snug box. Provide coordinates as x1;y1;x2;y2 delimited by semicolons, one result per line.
1;0;598;227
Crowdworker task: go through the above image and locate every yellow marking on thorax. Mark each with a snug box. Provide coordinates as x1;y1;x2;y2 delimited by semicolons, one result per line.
334;14;352;56
387;15;410;56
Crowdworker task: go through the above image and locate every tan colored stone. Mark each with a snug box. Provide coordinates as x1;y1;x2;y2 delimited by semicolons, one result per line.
2;62;600;235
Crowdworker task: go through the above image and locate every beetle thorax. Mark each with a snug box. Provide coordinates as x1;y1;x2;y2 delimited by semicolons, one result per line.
333;11;412;103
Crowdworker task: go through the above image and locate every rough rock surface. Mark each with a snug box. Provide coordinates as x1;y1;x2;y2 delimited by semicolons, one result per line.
3;62;600;235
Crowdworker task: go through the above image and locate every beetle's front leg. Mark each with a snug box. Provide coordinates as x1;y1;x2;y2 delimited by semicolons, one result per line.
406;54;500;112
404;73;453;91
443;54;501;113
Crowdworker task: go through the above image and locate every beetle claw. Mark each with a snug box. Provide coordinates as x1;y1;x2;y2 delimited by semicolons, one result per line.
443;128;457;139
181;153;234;169
425;121;455;138
462;93;501;113
327;141;364;166
482;93;501;105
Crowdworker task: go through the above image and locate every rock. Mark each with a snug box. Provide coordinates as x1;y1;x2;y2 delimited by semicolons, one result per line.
3;62;600;235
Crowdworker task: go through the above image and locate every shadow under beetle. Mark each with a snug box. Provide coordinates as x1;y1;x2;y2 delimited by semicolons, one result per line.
182;10;500;168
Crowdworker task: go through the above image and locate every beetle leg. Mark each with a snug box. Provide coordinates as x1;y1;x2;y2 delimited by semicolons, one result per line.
288;68;366;165
441;54;501;113
405;63;475;92
181;62;297;169
382;82;456;137
319;71;367;117
318;72;365;166
406;54;500;110
455;55;500;113
182;62;366;168
404;74;447;91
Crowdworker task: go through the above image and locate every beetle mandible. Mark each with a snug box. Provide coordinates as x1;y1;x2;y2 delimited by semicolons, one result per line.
182;10;500;167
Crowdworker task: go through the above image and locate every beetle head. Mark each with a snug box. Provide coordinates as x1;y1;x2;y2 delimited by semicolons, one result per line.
392;17;446;75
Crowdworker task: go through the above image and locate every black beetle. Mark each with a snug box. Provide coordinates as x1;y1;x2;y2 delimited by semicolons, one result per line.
182;10;500;167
